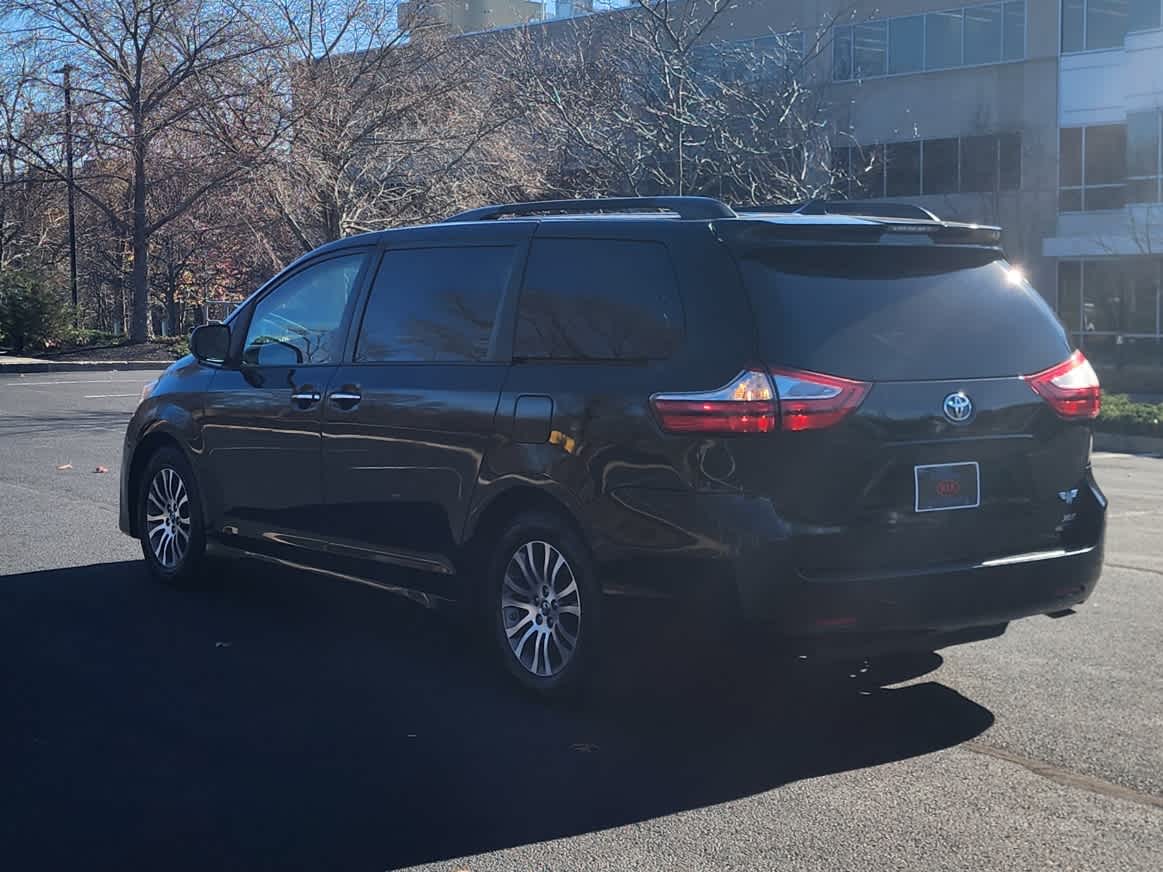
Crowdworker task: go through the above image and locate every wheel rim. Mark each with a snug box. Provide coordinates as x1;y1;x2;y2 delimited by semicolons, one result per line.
145;467;191;569
501;540;582;678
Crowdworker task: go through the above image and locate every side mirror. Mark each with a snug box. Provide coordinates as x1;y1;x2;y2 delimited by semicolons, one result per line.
190;323;231;363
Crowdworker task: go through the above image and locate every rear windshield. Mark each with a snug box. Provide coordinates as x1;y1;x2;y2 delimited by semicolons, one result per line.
735;246;1072;381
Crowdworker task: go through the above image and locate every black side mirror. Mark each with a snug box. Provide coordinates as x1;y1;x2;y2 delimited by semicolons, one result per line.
190;323;231;363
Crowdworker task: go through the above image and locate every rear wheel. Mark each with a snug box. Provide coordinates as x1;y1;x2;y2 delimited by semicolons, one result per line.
137;445;207;586
488;512;599;697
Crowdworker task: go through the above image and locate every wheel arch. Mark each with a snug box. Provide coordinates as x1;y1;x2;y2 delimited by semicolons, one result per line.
460;484;590;600
126;427;204;538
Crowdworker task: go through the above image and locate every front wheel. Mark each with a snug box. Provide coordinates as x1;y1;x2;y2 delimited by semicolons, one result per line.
488;512;600;697
137;445;207;586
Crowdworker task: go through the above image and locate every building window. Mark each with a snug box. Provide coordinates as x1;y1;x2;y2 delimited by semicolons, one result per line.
1058;261;1083;333
965;4;1004;65
833;133;1022;198
1004;1;1027;59
834;2;1025;81
1000;133;1022;189
1087;0;1130;49
697;32;805;83
855;144;886;198
926;10;964;69
1060;125;1127;211
831;144;885;198
1058;258;1163;344
924;138;961;194
1127;111;1163;203
961;135;1001;192
1130;0;1163;31
1062;0;1085;52
885;141;922;196
888;16;924;74
833;26;853;80
854;21;888;77
1063;1;1163;54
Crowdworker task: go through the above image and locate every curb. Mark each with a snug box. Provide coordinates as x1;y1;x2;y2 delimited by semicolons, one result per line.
1093;431;1163;456
0;361;170;374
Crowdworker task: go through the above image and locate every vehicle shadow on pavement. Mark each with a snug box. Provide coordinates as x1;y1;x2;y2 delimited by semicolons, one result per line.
1;560;995;871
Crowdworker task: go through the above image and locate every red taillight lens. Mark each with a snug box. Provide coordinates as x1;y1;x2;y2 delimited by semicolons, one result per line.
1022;350;1101;420
651;367;870;434
651;369;778;434
770;367;871;431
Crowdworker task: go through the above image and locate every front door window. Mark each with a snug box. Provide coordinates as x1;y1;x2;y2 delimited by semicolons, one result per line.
243;254;366;366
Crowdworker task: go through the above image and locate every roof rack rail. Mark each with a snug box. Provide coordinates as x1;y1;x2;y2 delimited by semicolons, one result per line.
735;203;801;213
443;196;737;223
795;200;941;221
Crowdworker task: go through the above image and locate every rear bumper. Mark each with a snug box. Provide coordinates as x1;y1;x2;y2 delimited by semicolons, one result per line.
757;542;1103;656
601;470;1106;655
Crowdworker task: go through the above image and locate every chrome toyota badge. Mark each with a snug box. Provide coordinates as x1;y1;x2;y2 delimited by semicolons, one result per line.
943;392;973;424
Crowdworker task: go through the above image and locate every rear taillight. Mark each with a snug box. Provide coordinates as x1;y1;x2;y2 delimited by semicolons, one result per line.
651;369;777;434
1022;350;1101;420
651;367;870;435
769;367;871;432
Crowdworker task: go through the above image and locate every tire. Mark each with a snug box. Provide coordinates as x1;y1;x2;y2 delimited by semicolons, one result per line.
487;511;600;698
137;445;208;587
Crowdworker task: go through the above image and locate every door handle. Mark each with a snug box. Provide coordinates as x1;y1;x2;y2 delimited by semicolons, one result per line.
290;389;322;409
328;388;362;411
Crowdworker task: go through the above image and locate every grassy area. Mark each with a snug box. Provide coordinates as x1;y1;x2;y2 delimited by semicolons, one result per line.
1097;394;1163;438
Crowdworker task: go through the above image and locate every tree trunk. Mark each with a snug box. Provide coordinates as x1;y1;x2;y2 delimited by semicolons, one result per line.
166;278;179;337
129;106;150;343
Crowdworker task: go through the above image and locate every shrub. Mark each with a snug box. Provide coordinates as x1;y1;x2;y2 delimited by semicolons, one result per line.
0;270;70;355
1096;394;1163;437
152;335;190;358
56;326;122;349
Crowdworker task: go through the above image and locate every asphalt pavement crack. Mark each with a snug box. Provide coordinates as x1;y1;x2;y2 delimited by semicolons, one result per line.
962;741;1163;810
1106;562;1163;578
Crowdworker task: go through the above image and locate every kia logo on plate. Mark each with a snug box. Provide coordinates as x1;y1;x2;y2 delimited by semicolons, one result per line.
936;479;961;497
943;392;974;424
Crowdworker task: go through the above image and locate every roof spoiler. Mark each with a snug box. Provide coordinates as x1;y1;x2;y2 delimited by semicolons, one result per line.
736;200;942;221
721;220;1003;249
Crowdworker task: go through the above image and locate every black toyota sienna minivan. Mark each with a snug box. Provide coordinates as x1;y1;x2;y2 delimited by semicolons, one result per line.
120;197;1106;695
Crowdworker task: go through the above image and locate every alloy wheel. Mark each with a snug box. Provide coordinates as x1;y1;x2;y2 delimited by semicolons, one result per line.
501;540;582;678
145;467;191;569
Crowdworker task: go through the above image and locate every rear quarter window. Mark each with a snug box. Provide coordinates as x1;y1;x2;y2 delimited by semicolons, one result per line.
736;245;1072;381
515;238;684;361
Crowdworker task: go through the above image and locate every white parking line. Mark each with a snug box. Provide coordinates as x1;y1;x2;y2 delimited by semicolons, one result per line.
0;378;153;387
83;394;140;399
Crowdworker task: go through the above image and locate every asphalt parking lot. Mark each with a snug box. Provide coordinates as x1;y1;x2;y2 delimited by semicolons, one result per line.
1;369;1160;871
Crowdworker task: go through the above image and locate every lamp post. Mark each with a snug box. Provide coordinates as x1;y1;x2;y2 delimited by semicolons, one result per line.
57;64;79;325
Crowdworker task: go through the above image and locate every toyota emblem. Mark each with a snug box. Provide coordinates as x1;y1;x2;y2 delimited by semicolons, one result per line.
943;392;973;424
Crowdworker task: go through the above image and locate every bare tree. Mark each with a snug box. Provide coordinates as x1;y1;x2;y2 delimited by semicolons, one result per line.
2;0;278;341
497;1;845;204
255;0;544;255
0;53;66;273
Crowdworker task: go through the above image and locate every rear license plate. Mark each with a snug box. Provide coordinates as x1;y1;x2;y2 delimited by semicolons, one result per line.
915;462;980;512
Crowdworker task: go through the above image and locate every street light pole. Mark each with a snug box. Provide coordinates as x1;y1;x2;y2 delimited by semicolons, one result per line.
58;64;79;326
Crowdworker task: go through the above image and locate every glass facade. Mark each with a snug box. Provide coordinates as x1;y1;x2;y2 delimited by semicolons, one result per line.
1057;259;1163;350
1060;125;1128;212
834;2;1026;81
1062;1;1163;53
1127;111;1163;204
696;32;805;83
833;133;1022;198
